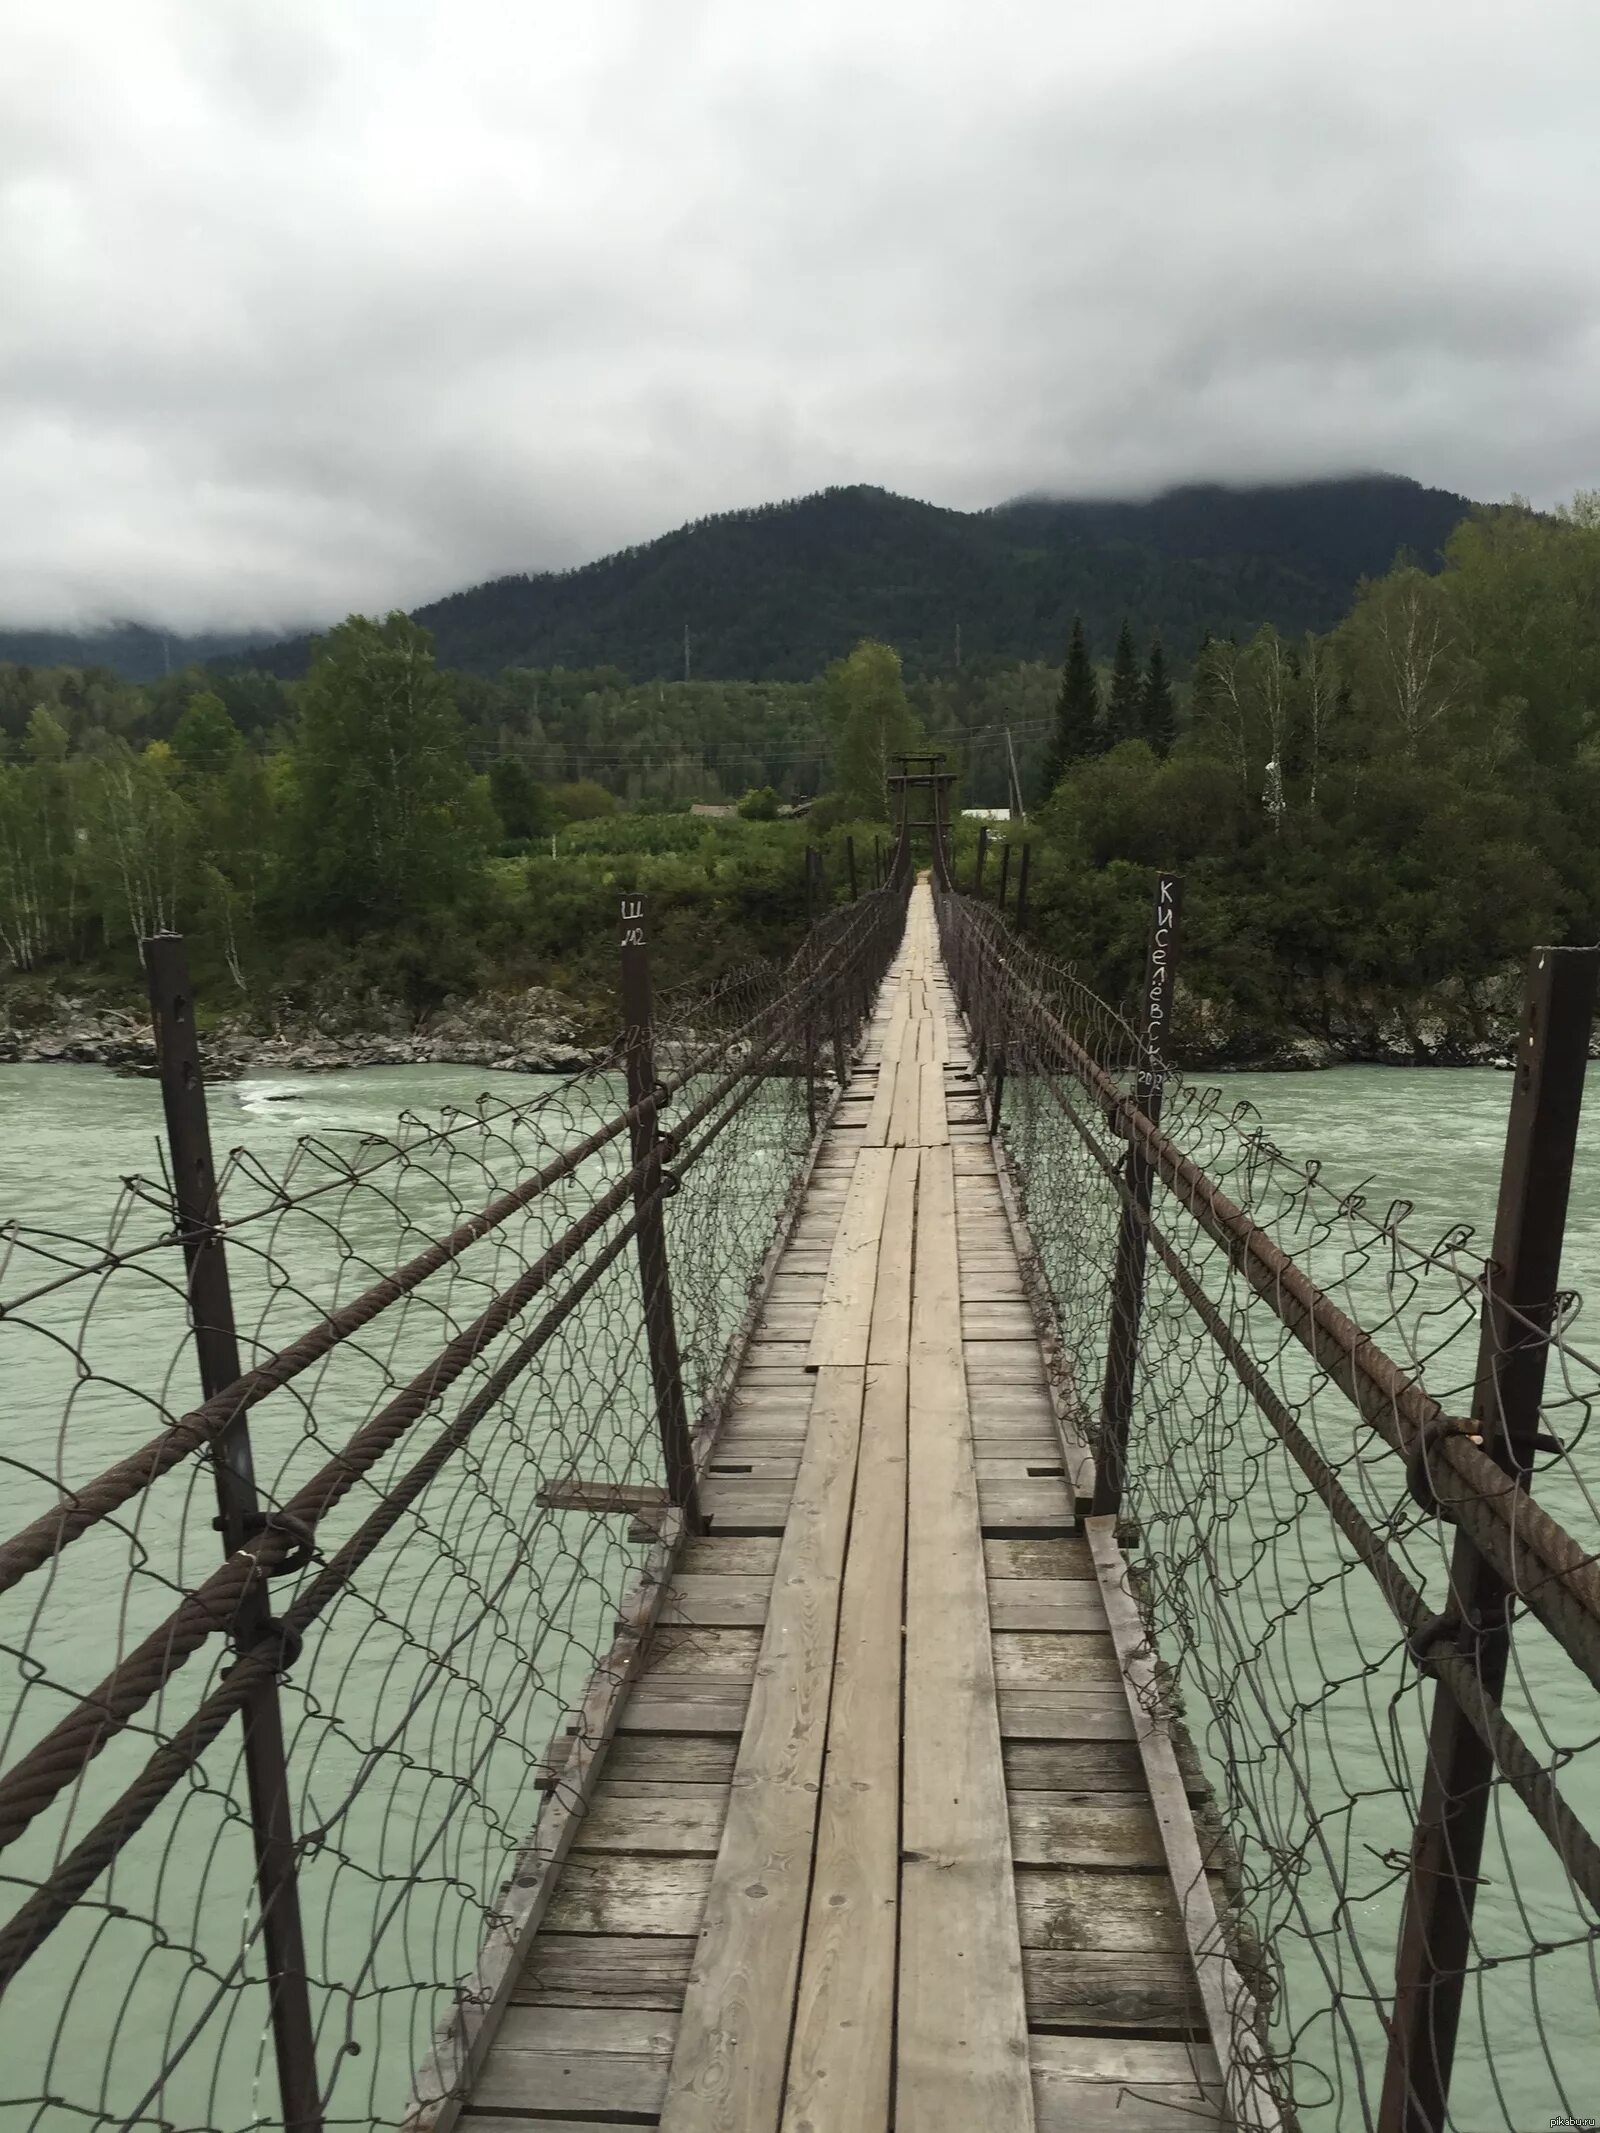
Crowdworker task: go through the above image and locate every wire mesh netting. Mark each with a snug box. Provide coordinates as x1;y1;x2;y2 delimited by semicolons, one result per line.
936;883;1600;2133
0;880;907;2131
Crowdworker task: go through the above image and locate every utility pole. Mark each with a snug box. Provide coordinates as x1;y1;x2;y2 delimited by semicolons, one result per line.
683;623;691;683
1005;725;1027;824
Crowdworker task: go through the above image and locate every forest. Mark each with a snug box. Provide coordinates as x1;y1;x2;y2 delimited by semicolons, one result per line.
0;473;1474;686
0;498;1594;1060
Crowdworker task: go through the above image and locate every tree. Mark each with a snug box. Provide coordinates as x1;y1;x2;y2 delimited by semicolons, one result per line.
550;779;617;823
1039;617;1101;794
1104;620;1143;748
821;640;920;820
290;614;479;924
1338;568;1480;762
1139;638;1175;754
171;691;243;780
488;755;552;840
737;785;781;820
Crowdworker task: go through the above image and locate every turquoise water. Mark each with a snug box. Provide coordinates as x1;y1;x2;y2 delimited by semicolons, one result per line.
1;1060;1596;2130
1141;1065;1600;2133
0;1060;805;2132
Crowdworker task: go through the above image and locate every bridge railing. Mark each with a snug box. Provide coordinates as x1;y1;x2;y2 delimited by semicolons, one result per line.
934;872;1600;2133
0;868;908;2132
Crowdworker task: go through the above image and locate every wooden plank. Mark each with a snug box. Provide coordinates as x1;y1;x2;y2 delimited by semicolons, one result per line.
616;1684;750;1734
1022;1947;1205;2031
660;1574;771;1627
474;2006;676;2116
549;1735;738;1788
534;1479;670;1515
697;1477;795;1528
783;1359;909;2133
1014;1866;1185;1952
1085;1516;1280;2133
805;1149;894;1369
1004;1739;1159;1792
888;1050;922;1149
986;1537;1093;1579
1034;2036;1221;2083
976;1480;1076;1531
658;1366;867;2132
918;1058;948;1146
680;1535;781;1575
577;1792;729;1854
545;1855;714;1937
515;1934;696;2009
643;1627;763;1680
1008;1793;1167;1868
1030;2036;1224;2133
867;1146;919;1367
991;1632;1122;1686
899;1139;1034;2132
459;2118;642;2133
1031;2078;1224;2133
970;1341;1051;1384
998;1689;1134;1741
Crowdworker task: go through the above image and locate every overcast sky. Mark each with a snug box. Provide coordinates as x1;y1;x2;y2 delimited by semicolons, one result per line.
4;0;1598;631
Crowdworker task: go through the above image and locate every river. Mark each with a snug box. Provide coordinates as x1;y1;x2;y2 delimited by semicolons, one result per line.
0;1059;1596;2131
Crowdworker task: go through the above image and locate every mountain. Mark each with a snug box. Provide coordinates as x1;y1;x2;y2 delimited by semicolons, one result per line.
250;475;1479;681
0;621;284;681
2;475;1478;684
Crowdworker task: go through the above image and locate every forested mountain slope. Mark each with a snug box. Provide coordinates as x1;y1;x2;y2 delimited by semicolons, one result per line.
0;475;1474;684
391;475;1477;681
247;471;1476;678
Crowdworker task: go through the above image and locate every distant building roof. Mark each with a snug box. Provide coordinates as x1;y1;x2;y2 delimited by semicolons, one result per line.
961;807;1011;823
689;802;737;819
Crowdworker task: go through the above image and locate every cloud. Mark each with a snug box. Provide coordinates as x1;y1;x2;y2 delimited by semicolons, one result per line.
2;0;1597;628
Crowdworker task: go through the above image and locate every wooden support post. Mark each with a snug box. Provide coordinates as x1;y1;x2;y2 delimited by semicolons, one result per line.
996;840;1011;920
143;934;323;2133
988;939;1010;1137
1090;872;1182;1522
1013;840;1031;933
845;834;858;902
618;897;702;1531
973;824;989;896
1378;943;1599;2133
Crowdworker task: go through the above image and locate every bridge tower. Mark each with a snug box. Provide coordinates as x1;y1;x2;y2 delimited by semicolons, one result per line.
886;751;957;885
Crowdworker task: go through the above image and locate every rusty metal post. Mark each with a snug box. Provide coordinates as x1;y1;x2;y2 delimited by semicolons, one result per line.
974;824;989;896
801;852;820;1132
1090;873;1182;1522
618;898;702;1530
988;922;1011;1135
845;834;858;902
143;935;323;2133
811;847;848;1085
1014;840;1032;933
1378;943;1599;2133
997;840;1012;920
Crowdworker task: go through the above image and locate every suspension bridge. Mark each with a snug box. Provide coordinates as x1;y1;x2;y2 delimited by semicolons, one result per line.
1;760;1597;2133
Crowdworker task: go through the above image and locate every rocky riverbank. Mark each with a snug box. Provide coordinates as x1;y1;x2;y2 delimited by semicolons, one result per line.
0;984;603;1079
2;970;1590;1080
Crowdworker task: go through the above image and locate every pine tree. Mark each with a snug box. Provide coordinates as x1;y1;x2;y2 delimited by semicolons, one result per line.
1139;637;1175;754
1104;619;1143;748
1039;616;1100;796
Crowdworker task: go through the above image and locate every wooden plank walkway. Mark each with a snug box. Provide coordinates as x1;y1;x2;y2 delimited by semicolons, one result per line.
454;881;1228;2133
